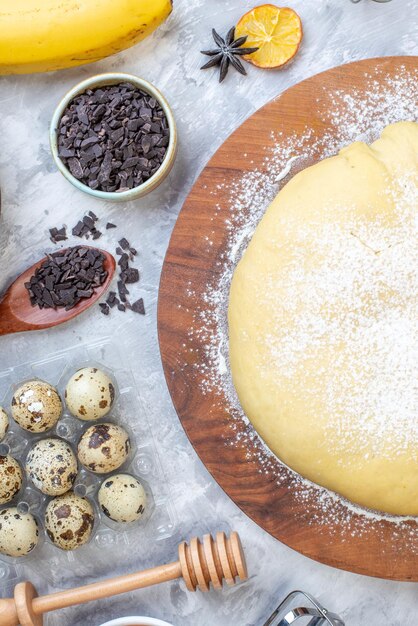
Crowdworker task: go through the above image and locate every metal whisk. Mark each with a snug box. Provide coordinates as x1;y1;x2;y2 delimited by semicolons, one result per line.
263;591;345;626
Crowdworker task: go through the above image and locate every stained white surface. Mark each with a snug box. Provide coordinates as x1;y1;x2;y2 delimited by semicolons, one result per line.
0;0;417;624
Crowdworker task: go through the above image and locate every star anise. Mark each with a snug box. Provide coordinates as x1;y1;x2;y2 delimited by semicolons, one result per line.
200;27;259;83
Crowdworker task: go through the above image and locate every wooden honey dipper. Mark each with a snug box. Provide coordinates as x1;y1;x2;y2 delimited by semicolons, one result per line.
0;531;247;626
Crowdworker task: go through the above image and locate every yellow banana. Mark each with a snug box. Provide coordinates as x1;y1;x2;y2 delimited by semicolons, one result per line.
0;0;172;75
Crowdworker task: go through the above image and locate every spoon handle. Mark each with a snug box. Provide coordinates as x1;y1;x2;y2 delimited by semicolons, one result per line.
33;562;182;616
0;298;27;335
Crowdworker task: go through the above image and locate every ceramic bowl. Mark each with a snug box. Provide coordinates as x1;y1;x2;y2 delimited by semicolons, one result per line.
99;618;173;626
50;73;177;202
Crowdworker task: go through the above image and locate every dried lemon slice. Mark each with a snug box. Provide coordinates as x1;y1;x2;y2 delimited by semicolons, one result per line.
235;4;303;69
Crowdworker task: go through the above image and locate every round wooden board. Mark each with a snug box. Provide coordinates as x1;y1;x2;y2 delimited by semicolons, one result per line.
158;57;418;581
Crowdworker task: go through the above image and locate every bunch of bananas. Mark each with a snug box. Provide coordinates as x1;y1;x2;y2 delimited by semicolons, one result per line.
0;0;172;74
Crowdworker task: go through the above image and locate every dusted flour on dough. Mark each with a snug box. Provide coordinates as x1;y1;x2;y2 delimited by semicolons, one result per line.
228;122;418;516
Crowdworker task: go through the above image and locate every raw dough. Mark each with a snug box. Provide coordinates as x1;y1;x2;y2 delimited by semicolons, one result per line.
229;122;418;516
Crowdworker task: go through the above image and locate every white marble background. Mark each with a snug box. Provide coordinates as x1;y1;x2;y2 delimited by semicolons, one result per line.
0;0;417;624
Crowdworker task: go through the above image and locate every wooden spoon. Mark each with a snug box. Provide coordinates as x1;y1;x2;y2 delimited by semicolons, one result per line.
0;247;115;336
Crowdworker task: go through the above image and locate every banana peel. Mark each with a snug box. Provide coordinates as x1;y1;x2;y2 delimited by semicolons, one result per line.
0;0;172;75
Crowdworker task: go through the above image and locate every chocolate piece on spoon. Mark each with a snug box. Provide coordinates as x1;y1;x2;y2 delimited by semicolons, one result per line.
0;246;115;336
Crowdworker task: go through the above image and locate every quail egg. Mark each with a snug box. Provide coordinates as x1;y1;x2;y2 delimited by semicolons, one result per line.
0;455;23;504
98;474;147;523
77;423;130;474
0;507;39;557
26;438;78;496
44;492;94;551
0;407;9;441
11;380;62;433
65;367;115;421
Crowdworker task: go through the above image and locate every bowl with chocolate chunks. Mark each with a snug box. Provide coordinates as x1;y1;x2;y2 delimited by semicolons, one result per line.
50;73;177;201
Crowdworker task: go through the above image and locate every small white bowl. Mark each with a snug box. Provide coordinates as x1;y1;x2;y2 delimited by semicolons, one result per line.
50;73;177;202
99;618;173;626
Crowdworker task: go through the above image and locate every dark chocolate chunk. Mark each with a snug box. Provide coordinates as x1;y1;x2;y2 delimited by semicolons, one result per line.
118;253;129;270
49;226;68;244
117;280;129;295
77;289;93;298
118;238;130;250
72;221;84;237
67;158;84;179
59;148;75;158
131;298;145;315
70;213;102;241
106;292;119;308
124;268;140;284
55;228;68;242
83;215;95;230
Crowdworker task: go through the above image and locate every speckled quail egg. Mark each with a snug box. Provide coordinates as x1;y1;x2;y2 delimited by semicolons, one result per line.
0;507;39;557
11;380;62;433
65;367;115;421
0;455;23;504
98;474;147;523
26;438;78;496
77;423;130;474
44;492;94;551
0;407;9;441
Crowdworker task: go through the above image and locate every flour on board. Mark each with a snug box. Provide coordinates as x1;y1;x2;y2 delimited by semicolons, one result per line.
186;67;418;544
